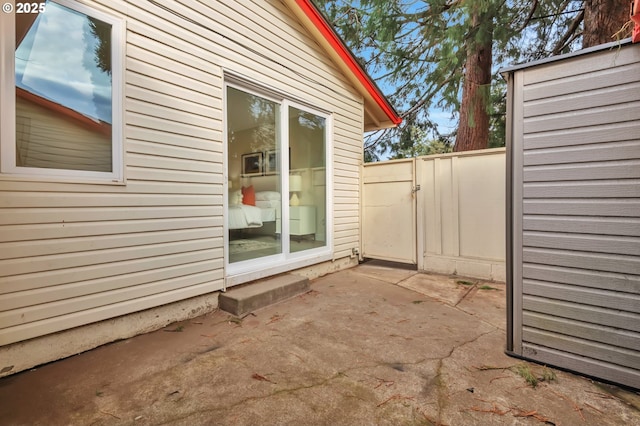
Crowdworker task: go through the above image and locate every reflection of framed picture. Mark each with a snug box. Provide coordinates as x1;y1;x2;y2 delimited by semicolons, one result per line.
242;152;263;176
264;149;277;174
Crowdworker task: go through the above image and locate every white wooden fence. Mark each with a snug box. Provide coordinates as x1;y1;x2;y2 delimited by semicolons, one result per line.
362;148;506;281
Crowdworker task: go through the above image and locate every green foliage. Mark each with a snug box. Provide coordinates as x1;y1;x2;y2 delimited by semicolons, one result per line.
511;363;557;388
478;285;498;290
314;0;586;160
388;116;452;159
88;17;111;76
512;363;539;387
390;137;452;159
488;80;506;148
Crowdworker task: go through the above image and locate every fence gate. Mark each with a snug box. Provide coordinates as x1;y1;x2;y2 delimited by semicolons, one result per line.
362;159;417;264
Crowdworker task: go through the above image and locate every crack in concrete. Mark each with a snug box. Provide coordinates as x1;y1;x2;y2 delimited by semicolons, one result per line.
448;282;506;332
428;327;499;425
450;328;499;356
432;357;448;425
158;370;354;424
454;283;477;307
395;271;419;287
454;302;506;331
160;355;441;423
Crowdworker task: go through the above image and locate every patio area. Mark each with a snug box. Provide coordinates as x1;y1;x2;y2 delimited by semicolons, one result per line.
0;261;638;425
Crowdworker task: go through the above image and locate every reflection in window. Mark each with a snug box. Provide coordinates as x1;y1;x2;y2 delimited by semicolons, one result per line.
15;1;113;172
289;107;326;253
227;87;282;264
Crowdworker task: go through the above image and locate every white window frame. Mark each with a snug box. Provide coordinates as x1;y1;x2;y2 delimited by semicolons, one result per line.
223;80;333;286
0;0;124;182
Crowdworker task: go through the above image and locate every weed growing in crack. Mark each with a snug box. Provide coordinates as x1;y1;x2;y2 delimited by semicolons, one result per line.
511;363;556;388
541;366;557;383
478;285;499;291
513;363;538;387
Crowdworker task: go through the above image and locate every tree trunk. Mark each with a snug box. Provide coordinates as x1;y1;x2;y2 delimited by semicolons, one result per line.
455;10;493;152
583;0;630;47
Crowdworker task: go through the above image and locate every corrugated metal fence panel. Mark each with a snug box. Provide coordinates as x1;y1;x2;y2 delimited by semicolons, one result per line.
515;44;640;389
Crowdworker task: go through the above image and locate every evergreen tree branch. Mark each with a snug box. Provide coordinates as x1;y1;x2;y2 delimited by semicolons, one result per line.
552;9;584;55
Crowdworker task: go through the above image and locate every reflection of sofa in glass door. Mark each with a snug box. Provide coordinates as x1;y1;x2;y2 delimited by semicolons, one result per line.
290;205;316;240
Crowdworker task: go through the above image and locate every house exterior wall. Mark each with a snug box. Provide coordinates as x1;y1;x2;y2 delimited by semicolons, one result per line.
506;41;640;389
0;0;365;373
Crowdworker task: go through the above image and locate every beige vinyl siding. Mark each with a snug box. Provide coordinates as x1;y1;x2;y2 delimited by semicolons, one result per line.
508;43;640;388
333;116;365;258
16;97;112;172
0;0;365;345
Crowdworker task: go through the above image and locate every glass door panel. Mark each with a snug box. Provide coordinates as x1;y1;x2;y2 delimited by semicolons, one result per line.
227;87;282;263
288;106;326;253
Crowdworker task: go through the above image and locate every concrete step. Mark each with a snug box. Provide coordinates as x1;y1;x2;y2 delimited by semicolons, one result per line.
219;274;310;316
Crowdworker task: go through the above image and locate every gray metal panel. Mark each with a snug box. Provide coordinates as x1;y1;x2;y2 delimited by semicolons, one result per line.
523;121;640;149
524;140;640;166
524;311;640;349
524;101;640;134
523;232;640;256
508;42;640;389
521;344;640;390
509;71;526;354
523;296;640;333
523;328;640;369
524;64;640;103
523;181;640;198
523;264;640;293
524;280;640;313
523;199;640;217
523;248;640;275
524;160;640;181
524;216;640;236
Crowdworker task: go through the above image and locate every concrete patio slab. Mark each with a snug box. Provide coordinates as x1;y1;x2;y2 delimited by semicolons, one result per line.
0;265;638;425
396;272;475;306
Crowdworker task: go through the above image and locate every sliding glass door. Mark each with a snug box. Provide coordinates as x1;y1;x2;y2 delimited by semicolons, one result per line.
288;106;326;253
226;84;328;269
227;86;282;264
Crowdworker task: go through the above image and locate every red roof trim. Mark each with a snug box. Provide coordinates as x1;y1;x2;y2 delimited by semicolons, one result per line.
294;0;401;125
632;0;640;43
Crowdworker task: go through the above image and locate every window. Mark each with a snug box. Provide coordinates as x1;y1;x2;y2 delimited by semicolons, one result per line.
1;0;123;180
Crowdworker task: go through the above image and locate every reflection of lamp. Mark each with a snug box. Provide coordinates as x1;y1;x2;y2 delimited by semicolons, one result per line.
289;174;302;206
